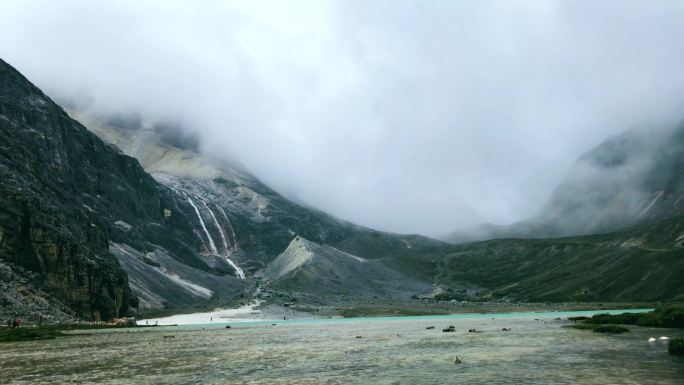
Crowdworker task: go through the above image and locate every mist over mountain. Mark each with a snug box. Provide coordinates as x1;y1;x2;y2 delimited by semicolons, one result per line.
444;122;684;243
3;1;684;236
3;4;684;384
2;55;684;325
1;2;684;325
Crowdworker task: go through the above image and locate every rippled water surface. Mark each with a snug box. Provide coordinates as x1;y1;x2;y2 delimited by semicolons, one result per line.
2;310;683;384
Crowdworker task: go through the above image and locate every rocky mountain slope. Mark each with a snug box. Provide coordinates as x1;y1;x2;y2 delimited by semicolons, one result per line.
0;58;251;320
256;236;430;299
3;57;683;323
0;57;451;320
77;106;684;305
70;110;452;301
1;58;137;320
445;124;684;243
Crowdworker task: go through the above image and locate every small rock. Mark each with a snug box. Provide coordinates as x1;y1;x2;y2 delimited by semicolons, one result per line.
163;335;175;339
225;325;231;329
355;335;364;339
453;355;462;364
501;328;511;331
468;328;478;333
426;326;435;330
442;325;456;332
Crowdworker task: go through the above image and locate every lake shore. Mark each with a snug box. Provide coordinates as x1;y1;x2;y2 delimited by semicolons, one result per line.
2;308;682;384
137;298;663;326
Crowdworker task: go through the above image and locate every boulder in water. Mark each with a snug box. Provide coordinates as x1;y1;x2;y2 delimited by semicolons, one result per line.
442;325;456;332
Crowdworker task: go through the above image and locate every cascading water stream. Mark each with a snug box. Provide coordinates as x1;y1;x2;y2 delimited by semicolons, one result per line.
202;200;230;254
201;200;246;279
179;189;246;280
217;206;238;249
186;196;218;255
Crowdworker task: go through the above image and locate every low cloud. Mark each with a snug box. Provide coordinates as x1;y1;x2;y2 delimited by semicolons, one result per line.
2;0;684;236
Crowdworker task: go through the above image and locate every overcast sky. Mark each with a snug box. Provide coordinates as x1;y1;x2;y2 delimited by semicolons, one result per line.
2;0;684;236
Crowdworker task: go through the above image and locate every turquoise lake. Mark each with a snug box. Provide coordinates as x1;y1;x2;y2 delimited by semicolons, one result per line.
2;309;683;384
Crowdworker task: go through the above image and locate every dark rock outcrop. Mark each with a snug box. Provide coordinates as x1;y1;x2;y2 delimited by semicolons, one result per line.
0;59;140;320
0;58;226;320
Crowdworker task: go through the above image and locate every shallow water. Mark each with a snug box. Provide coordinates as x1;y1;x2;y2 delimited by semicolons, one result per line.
1;310;683;384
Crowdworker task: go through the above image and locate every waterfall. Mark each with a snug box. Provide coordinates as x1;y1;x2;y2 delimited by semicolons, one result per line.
225;256;245;280
192;229;209;254
186;196;218;255
217;206;238;249
201;201;247;279
180;189;246;280
201;200;230;254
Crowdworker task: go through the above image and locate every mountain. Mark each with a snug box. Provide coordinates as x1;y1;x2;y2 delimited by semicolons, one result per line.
433;215;684;302
76;105;684;305
3;57;683;324
256;236;430;299
1;58;138;321
444;124;684;243
69;109;452;301
0;58;253;321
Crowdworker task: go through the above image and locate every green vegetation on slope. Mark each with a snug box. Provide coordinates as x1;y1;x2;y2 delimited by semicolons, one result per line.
430;216;684;302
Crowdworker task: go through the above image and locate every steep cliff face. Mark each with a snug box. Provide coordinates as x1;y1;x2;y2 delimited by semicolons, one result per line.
0;59;137;320
0;58;250;320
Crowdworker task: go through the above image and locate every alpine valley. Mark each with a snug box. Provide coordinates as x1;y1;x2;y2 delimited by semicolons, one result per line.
1;57;683;324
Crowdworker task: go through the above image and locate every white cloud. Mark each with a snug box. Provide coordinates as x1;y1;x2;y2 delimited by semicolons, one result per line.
2;0;684;235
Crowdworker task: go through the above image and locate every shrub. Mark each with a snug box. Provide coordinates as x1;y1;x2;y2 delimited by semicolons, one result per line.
669;338;684;356
584;313;640;325
592;325;629;334
583;307;684;328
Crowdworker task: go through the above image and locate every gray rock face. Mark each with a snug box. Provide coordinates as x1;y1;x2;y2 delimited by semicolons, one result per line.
0;58;245;320
0;58;452;321
0;58;138;320
258;236;430;298
73;109;454;296
110;242;250;310
0;260;79;324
